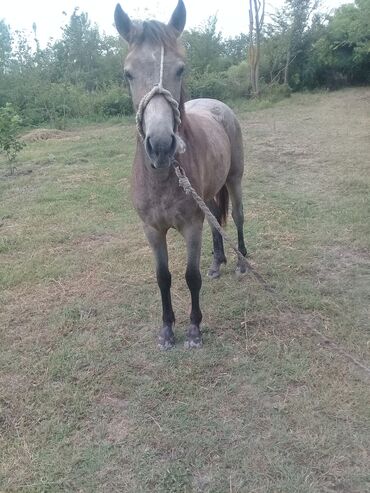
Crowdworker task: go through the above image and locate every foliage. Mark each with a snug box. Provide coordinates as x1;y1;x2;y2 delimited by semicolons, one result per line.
93;86;133;117
0;3;369;126
187;71;229;99
223;34;249;65
0;19;12;74
182;17;230;75
310;0;370;87
263;0;319;88
0;103;25;162
226;62;251;98
262;0;370;89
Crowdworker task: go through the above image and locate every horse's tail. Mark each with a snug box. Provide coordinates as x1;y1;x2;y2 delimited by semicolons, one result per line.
216;185;229;226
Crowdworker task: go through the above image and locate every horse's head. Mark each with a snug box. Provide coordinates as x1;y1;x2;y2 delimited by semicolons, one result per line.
115;1;186;169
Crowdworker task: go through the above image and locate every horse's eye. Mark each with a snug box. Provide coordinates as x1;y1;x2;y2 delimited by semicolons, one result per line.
176;66;185;78
124;69;133;81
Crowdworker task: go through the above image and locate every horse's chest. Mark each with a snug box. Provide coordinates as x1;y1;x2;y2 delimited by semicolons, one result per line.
133;186;192;230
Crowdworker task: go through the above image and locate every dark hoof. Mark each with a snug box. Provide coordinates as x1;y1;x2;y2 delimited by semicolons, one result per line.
207;258;226;279
207;268;221;279
236;254;248;276
158;325;175;351
184;325;203;349
235;264;247;277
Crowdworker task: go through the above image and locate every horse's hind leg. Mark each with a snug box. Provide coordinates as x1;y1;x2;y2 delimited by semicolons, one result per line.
226;177;248;274
144;224;175;350
206;199;227;279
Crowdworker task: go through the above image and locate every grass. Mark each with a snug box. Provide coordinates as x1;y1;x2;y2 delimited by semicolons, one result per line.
1;88;370;492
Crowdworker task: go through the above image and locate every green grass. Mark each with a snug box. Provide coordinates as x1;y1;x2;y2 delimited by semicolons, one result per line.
1;88;370;492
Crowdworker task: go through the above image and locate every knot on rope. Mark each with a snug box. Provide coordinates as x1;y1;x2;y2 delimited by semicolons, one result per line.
174;164;191;194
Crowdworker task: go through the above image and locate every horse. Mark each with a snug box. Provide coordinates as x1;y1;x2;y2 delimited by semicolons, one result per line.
114;0;247;349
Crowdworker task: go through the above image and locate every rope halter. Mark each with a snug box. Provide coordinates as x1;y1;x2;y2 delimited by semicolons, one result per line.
135;45;184;153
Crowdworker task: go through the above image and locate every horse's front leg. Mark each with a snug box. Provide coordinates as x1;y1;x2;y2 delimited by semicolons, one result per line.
182;220;203;348
144;225;175;350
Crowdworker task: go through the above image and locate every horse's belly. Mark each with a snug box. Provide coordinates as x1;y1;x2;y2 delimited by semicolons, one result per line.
188;115;231;200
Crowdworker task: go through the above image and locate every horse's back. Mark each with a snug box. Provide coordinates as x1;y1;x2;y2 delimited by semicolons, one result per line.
185;98;239;134
185;98;244;179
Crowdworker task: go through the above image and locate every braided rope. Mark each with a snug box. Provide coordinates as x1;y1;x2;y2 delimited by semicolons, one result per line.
136;45;182;141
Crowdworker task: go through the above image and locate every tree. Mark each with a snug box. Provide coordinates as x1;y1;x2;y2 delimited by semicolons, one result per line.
52;8;105;90
269;0;318;86
183;17;227;75
0;20;12;74
312;0;370;85
223;34;249;65
248;0;265;96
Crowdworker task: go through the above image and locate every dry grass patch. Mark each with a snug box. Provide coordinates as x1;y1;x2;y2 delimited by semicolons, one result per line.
22;128;80;143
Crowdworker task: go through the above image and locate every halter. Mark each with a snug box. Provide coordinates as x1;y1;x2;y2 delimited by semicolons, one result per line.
135;45;185;154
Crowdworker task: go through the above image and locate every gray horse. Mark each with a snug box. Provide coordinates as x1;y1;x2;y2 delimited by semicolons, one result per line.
114;0;247;349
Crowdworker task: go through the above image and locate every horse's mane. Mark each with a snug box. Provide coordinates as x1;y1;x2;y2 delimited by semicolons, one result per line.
129;20;182;51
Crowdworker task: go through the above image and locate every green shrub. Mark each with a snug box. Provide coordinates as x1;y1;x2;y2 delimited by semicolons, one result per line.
93;86;133;116
226;61;251;98
261;82;291;102
187;72;229;100
187;63;252;101
0;103;25;163
5;80;92;127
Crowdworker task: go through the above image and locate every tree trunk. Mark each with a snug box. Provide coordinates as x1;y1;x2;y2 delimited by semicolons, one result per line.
249;0;256;95
284;47;291;85
248;0;265;97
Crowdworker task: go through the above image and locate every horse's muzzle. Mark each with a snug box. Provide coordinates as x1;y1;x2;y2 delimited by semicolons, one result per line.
145;133;177;169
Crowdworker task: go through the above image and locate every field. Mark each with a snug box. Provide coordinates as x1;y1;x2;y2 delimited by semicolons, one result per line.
1;88;370;492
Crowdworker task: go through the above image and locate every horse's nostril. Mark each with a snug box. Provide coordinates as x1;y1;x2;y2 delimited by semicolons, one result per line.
146;136;153;154
145;133;175;166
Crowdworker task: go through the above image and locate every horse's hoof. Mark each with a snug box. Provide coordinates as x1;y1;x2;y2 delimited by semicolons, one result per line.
158;326;175;350
184;337;203;349
235;267;247;276
184;324;203;349
207;268;220;279
158;339;175;351
235;262;248;277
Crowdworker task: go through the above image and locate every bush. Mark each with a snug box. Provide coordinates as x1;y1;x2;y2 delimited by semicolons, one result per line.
3;79;92;127
0;103;25;163
93;86;133;116
1;79;134;127
226;62;251;98
260;82;291;102
187;72;229;100
187;63;253;101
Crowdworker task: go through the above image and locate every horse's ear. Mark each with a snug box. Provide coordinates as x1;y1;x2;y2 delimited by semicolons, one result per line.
168;0;186;36
114;4;133;42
